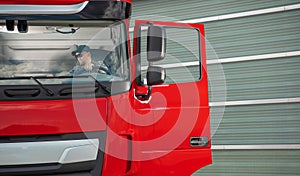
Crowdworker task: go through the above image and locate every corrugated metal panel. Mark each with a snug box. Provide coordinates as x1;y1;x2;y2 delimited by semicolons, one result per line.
193;149;300;176
205;10;300;59
165;66;200;84
132;0;300;21
211;103;300;145
208;56;300;102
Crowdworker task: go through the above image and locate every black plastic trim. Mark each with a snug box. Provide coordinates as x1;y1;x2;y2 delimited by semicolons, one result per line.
0;131;102;143
0;161;95;176
0;80;131;101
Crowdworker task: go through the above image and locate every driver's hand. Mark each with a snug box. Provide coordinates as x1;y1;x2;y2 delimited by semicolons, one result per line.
98;69;107;74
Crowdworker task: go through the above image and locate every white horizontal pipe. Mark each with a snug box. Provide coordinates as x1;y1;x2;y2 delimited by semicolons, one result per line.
212;144;300;150
207;51;300;64
209;97;300;107
141;144;300;153
180;3;300;23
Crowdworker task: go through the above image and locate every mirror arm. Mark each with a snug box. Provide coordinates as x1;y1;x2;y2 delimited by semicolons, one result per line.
136;86;152;100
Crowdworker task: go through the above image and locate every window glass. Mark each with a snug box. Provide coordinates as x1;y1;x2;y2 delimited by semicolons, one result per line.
0;20;129;85
138;26;201;85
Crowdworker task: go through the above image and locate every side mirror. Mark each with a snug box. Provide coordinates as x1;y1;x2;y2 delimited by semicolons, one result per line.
147;66;166;85
147;25;166;62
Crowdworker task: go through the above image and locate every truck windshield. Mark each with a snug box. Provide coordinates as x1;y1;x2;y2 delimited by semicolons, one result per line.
0;20;129;85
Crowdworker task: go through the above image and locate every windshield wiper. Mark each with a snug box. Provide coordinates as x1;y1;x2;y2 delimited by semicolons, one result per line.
56;75;111;95
88;75;111;94
30;77;54;96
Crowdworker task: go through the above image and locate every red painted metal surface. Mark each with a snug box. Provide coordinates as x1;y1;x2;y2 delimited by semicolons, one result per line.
0;98;107;136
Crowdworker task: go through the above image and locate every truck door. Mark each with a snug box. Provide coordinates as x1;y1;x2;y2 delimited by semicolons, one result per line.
132;20;212;174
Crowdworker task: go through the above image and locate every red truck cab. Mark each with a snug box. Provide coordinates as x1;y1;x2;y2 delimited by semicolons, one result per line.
0;0;211;175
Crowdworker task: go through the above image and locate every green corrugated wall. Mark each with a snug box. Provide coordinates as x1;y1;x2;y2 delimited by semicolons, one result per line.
198;150;300;176
131;0;300;175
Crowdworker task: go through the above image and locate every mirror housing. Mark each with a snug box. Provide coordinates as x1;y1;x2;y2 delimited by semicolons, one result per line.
147;25;166;62
147;66;166;86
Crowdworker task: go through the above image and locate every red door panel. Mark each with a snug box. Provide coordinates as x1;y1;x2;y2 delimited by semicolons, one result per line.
132;20;212;174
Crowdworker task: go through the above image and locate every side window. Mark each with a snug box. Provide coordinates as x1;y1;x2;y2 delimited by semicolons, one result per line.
138;26;201;85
